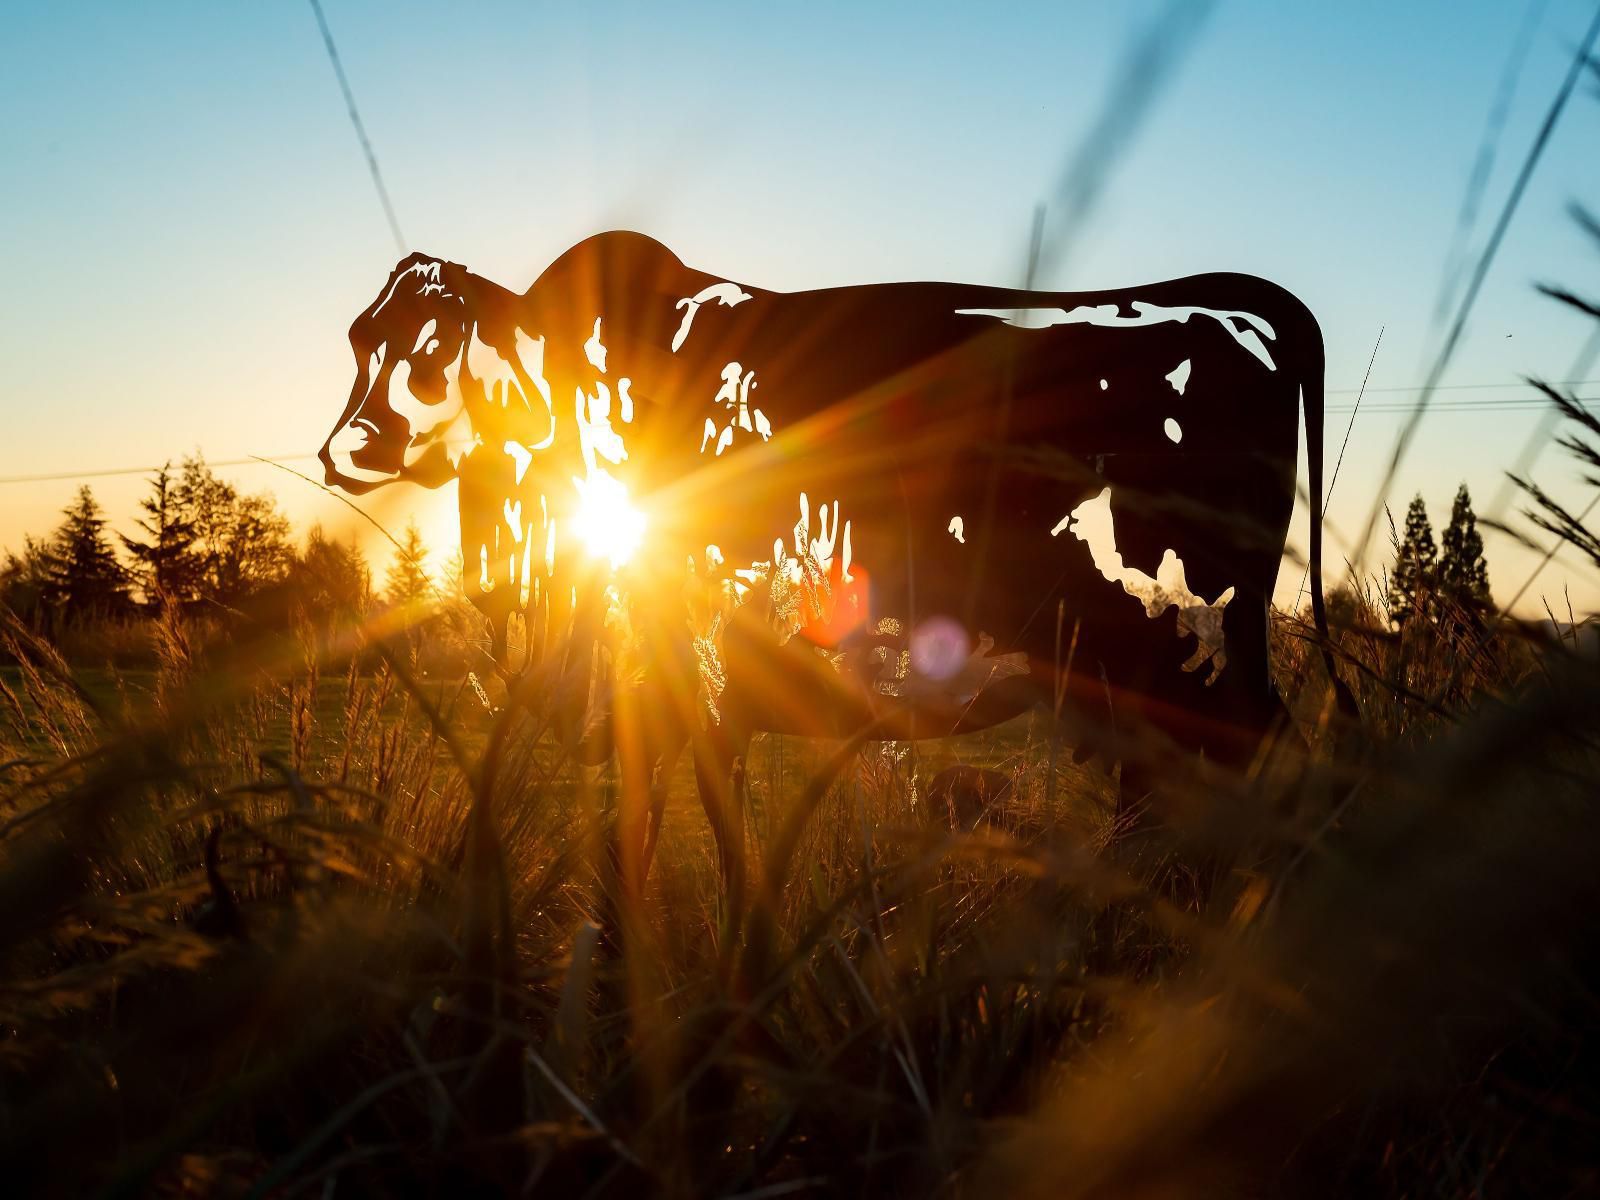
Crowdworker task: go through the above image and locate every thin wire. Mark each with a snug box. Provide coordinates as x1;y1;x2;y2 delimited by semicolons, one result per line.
308;0;407;256
1483;326;1600;522
0;453;324;486
9;393;1600;487
1351;1;1600;575
1327;397;1600;413
252;456;451;608
1326;377;1600;395
1327;327;1384;505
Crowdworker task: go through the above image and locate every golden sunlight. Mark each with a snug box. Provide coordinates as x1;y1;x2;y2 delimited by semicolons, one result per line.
572;470;647;569
416;487;464;583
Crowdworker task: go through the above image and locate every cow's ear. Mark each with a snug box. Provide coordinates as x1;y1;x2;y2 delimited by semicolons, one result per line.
362;253;460;327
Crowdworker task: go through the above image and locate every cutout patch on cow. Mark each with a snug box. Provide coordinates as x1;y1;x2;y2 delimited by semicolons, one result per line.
1052;487;1234;685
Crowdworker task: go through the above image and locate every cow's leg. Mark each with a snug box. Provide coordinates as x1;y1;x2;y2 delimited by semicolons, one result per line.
1116;599;1286;910
693;717;752;918
1203;596;1284;769
1199;597;1304;912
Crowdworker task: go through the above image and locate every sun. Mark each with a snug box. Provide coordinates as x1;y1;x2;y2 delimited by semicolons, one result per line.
571;470;647;569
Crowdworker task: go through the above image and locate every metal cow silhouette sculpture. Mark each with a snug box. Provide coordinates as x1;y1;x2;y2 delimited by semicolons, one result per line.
319;230;1343;893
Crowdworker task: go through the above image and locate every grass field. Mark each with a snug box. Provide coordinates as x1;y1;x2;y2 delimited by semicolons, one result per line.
0;661;1107;856
2;597;1597;1198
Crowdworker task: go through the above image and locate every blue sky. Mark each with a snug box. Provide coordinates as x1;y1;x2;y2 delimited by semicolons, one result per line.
3;0;1599;613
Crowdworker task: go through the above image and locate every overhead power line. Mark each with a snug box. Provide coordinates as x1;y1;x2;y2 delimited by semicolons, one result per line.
6;392;1597;487
1327;396;1600;413
1326;377;1599;395
1485;329;1600;524
0;454;324;486
6;385;1599;487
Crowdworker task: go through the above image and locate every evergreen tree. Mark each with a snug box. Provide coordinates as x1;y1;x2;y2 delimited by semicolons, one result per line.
44;486;131;621
1388;493;1437;626
385;522;433;609
1438;482;1491;611
120;462;200;605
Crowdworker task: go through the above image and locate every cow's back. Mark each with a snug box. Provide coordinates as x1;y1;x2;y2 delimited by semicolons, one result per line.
534;233;1314;756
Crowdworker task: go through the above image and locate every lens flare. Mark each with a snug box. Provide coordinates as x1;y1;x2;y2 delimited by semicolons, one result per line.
572;470;646;569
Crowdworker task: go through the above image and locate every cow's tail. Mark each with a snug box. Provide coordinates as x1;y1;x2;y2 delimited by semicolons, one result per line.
1301;310;1358;718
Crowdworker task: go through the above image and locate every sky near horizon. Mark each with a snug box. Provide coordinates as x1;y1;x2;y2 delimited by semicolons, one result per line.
3;0;1600;615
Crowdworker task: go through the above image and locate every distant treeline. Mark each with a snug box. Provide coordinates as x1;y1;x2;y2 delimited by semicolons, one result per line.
1;454;1498;665
0;455;472;668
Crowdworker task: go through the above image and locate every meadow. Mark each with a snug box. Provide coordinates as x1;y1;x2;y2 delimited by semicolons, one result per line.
2;557;1597;1199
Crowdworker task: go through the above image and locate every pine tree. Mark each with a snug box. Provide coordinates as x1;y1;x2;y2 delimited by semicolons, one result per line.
1438;483;1491;612
1388;493;1437;626
385;522;433;609
44;486;131;622
120;462;200;605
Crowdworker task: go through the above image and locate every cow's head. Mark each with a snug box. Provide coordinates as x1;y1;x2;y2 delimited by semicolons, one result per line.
320;255;475;494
